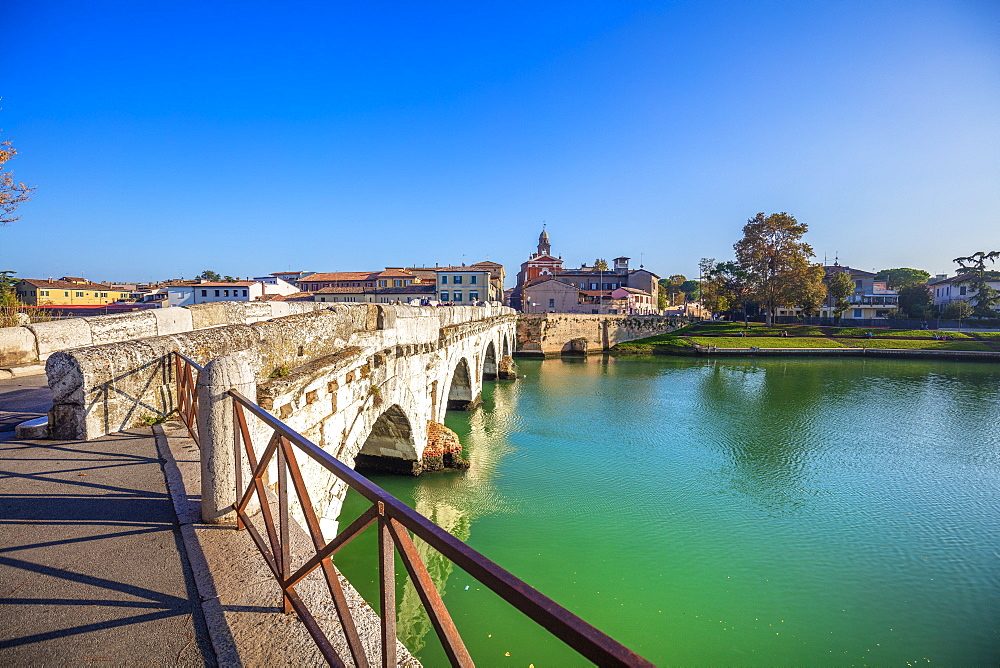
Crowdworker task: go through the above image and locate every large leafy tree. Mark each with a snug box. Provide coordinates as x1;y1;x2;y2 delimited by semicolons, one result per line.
943;299;972;321
658;275;688;306
697;258;726;314
953;251;1000;318
897;283;932;318
198;270;222;281
679;280;700;301
792;264;827;317
701;261;752;319
1;130;35;225
733;212;815;325
827;271;855;320
875;267;930;289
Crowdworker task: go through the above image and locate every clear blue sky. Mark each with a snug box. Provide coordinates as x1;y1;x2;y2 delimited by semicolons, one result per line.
4;0;998;284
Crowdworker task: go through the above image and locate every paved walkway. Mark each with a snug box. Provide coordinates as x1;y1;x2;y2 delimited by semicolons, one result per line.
0;384;409;666
0;427;215;664
0;374;51;433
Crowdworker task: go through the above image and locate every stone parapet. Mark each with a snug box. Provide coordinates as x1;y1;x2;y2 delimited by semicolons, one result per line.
0;300;326;367
46;303;515;442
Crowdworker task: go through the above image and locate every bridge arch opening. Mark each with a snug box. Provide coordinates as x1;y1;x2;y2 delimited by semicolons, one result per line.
483;341;498;380
447;358;477;411
502;334;511;357
355;404;420;475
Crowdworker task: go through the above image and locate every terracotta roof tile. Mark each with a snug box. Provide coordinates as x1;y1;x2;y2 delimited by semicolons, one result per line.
19;278;122;291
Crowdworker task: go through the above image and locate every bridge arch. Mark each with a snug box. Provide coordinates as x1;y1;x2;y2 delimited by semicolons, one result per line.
502;334;511;358
483;341;498;380
354;404;420;475
446;357;476;411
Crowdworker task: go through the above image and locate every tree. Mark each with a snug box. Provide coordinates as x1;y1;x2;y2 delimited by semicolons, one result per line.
0;270;16;294
943;300;972;321
657;284;668;310
679;280;699;301
697;258;727;314
707;261;752;321
593;259;609;271
897;283;932;318
953;251;1000;318
827;271;855;321
658;275;687;306
199;270;222;282
791;263;827;317
1;131;35;225
733;212;815;325
875;267;930;289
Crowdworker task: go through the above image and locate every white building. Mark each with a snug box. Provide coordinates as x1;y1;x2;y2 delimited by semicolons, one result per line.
253;276;300;297
166;281;263;307
929;274;1000;311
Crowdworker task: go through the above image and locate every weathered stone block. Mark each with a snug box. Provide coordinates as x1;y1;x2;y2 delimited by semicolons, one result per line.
185;302;231;329
0;326;38;366
85;311;158;345
153;306;194;335
243;301;272;323
28;319;93;359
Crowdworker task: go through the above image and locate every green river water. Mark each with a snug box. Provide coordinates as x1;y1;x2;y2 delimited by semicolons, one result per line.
335;356;1000;666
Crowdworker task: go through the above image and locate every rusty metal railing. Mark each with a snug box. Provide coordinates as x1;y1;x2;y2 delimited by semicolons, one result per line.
229;389;652;667
172;352;203;446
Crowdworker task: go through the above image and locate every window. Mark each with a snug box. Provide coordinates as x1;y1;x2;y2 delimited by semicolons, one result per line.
453;292;462;302
366;282;373;287
548;298;555;308
395;280;402;287
215;290;220;297
960;286;967;295
469;291;479;301
40;290;48;297
855;280;863;290
242;290;247;297
441;275;448;284
224;290;229;297
470;275;477;284
320;297;326;302
64;291;69;297
853;309;862;318
76;292;83;297
440;291;449;302
453;275;462;284
590;283;597;290
378;280;387;287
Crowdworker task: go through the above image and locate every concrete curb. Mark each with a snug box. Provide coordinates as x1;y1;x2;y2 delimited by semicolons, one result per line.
153;423;236;666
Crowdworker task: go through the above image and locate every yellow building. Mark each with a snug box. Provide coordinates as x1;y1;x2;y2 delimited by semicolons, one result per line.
14;277;132;306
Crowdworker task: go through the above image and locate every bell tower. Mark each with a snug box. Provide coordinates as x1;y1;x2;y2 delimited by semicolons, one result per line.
537;226;551;256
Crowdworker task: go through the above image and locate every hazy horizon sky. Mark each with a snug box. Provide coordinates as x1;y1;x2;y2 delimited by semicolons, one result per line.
4;1;998;284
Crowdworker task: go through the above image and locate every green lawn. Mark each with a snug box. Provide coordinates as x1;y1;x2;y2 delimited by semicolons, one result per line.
686;322;827;336
615;336;693;353
829;327;973;339
835;338;993;351
973;332;1000;339
688;336;845;349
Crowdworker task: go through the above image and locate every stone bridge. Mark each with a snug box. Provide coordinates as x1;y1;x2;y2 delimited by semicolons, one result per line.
43;303;516;531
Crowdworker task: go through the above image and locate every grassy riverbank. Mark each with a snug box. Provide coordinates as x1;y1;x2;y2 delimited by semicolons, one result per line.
613;321;999;355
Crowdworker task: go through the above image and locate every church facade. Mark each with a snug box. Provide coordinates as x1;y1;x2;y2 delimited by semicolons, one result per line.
511;228;661;315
